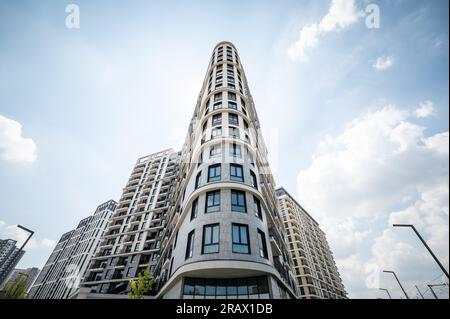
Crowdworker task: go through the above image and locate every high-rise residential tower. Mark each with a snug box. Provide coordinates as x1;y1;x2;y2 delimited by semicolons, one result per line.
0;267;40;294
28;200;116;299
0;239;25;287
80;42;298;299
81;150;180;296
276;188;347;299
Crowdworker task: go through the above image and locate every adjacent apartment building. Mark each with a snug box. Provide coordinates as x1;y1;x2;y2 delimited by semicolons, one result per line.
81;42;298;299
0;239;25;287
0;267;40;293
28;200;116;299
276;188;347;299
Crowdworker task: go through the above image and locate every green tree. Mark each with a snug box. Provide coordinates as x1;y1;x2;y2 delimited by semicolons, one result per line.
128;268;154;299
2;273;28;299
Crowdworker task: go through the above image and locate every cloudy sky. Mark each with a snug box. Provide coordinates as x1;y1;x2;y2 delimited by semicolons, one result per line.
0;0;448;299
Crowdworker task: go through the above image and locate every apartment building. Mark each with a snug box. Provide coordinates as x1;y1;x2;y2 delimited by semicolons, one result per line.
0;267;40;293
0;239;25;287
80;42;298;299
276;187;347;299
28;200;116;299
81;149;180;295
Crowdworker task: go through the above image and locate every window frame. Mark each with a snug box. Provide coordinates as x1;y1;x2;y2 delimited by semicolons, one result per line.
202;224;220;254
232;223;251;254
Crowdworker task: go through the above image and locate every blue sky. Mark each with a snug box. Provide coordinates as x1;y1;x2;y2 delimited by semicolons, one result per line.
0;0;448;298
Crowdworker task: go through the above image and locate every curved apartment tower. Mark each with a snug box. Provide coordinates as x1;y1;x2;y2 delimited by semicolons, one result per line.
81;42;298;299
154;42;297;299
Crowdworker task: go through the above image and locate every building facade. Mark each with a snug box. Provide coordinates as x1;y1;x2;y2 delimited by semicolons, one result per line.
0;239;25;287
28;200;116;299
276;188;347;299
82;149;180;295
0;267;40;293
81;42;298;299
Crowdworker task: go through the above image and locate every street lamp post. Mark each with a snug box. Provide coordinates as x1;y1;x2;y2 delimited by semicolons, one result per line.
383;270;409;299
393;224;449;280
16;225;34;254
415;285;425;299
427;284;447;300
379;288;392;299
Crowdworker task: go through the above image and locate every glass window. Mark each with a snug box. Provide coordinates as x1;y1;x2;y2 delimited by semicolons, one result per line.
228;92;237;101
182;276;270;299
230;164;244;182
208;164;221;182
232;224;250;254
185;230;195;259
210;144;222;157
227;279;237;296
212;114;222;126
194;279;205;297
213;102;222;110
231;190;247;213
195;172;202;189
214;92;222;102
254;196;262;220
205;191;221;213
228;102;237;110
250;170;258;189
229;113;239;126
230;144;242;157
202;224;220;254
183;278;195;295
211;127;222;139
237;278;248;295
205;279;216;297
191;198;198;220
229;127;239;139
257;229;268;259
216;279;227;297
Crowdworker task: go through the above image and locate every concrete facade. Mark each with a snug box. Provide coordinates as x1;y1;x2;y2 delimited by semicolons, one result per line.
277;188;347;299
28;200;116;299
0;239;25;287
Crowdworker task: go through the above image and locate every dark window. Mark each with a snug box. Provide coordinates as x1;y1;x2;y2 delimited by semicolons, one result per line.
212;114;222;126
230;164;244;182
228;102;237;110
250;170;258;189
231;190;247;213
185;230;195;259
254;196;262;220
210;144;222;157
229;113;239;125
208;164;221;182
191;198;198;220
195;171;202;189
213;102;222;110
214;92;222;102
202;224;220;254
257;229;268;259
230;143;242;157
232;224;250;254
205;191;221;213
228;92;237;101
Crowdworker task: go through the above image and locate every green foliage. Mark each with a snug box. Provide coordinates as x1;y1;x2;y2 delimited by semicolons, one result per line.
127;268;154;299
2;274;28;299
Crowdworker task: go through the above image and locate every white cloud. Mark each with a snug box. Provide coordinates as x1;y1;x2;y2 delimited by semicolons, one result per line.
372;56;394;71
288;0;362;61
414;101;434;118
0;115;37;163
297;104;449;298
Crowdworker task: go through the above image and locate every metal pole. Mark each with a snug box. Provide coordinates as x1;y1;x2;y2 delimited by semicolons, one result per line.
415;285;425;299
379;288;392;299
428;285;439;299
383;270;409;299
16;224;34;256
393;224;449;279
